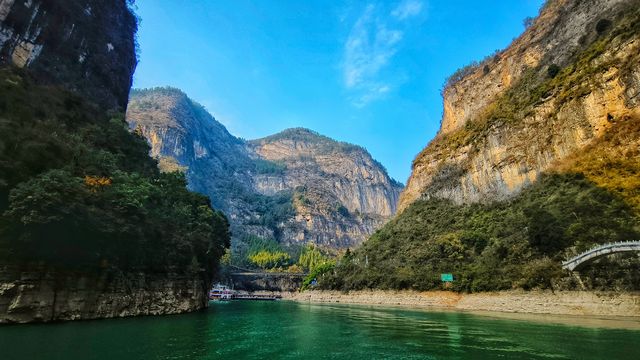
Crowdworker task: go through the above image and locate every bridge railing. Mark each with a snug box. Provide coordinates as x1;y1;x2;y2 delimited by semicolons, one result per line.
230;272;308;277
227;264;308;277
562;240;640;268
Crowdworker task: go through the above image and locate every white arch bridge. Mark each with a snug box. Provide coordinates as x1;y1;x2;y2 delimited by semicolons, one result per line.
562;241;640;271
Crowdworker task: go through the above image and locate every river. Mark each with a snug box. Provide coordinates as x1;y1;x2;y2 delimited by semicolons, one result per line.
1;301;638;359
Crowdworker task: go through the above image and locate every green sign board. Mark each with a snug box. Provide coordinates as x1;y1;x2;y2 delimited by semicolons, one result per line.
441;273;454;282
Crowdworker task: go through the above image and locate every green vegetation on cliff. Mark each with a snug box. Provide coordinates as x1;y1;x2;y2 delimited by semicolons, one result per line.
344;4;640;294
0;67;230;276
252;128;363;155
557;118;640;214
323;169;640;292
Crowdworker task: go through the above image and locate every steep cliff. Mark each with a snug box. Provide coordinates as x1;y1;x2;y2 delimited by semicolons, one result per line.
0;2;229;324
400;0;640;210
0;266;208;323
126;88;252;209
250;129;400;217
0;0;137;111
249;129;402;248
326;0;640;293
126;89;403;251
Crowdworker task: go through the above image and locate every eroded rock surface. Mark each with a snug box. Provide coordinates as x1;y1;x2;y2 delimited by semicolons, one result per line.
0;267;208;324
400;0;640;211
0;0;137;111
126;89;403;250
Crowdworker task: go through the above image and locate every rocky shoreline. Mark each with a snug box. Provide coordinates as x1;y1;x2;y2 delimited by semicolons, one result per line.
0;267;209;324
277;290;640;318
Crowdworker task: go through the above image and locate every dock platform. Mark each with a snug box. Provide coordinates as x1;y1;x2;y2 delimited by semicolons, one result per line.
232;294;282;301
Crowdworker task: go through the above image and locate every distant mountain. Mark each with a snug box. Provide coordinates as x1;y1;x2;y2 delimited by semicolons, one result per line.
126;88;403;253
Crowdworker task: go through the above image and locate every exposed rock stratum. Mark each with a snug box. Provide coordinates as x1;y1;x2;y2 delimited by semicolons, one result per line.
400;0;640;211
126;88;403;251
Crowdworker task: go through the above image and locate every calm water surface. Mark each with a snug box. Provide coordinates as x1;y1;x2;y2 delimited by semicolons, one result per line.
1;301;638;359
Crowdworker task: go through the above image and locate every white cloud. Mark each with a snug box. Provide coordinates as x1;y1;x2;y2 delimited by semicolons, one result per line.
391;0;423;20
341;1;424;107
344;5;389;88
351;84;392;108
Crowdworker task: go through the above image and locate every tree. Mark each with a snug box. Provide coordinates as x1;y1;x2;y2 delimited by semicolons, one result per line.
524;207;567;254
523;16;534;29
249;250;291;269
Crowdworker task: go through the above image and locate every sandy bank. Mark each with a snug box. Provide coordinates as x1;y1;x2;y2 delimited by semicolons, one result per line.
279;290;640;318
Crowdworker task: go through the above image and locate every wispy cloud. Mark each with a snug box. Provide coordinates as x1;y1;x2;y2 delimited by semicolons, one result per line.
351;84;391;108
391;0;423;20
341;1;424;107
343;5;402;89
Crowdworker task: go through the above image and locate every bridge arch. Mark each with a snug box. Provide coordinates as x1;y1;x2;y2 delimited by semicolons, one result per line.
562;241;640;271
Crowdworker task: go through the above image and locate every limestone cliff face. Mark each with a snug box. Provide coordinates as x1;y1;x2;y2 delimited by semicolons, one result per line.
399;0;640;211
250;129;400;217
126;90;403;249
250;129;403;248
0;0;137;110
0;266;208;324
126;88;252;213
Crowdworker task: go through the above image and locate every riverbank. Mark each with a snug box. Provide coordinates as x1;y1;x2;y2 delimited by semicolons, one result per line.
277;290;640;318
0;266;209;324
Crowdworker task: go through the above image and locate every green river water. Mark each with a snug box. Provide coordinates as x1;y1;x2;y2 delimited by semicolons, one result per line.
0;301;638;359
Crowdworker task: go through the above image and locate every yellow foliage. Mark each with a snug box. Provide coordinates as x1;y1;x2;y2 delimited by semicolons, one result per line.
554;117;640;213
220;249;232;266
286;264;304;273
298;244;330;272
249;250;290;269
84;175;112;191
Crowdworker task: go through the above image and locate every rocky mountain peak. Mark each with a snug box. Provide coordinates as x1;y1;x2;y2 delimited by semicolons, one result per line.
127;87;246;173
399;0;640;212
439;0;635;135
126;88;403;250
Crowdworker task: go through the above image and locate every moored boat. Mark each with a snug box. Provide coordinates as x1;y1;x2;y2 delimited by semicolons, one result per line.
209;284;234;300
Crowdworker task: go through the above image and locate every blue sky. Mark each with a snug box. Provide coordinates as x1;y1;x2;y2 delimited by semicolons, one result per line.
132;0;544;183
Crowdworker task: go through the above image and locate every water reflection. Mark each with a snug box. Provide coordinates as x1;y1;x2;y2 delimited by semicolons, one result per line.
0;301;638;360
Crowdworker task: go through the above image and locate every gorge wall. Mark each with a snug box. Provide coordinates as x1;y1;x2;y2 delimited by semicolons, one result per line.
0;0;137;111
249;129;402;249
0;1;224;323
126;88;403;251
229;272;304;292
0;267;207;324
325;0;640;293
399;0;640;211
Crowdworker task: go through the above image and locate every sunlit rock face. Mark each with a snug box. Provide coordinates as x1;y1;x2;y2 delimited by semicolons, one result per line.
126;89;404;250
399;0;640;212
126;87;251;199
0;0;137;111
249;128;403;249
250;129;400;217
